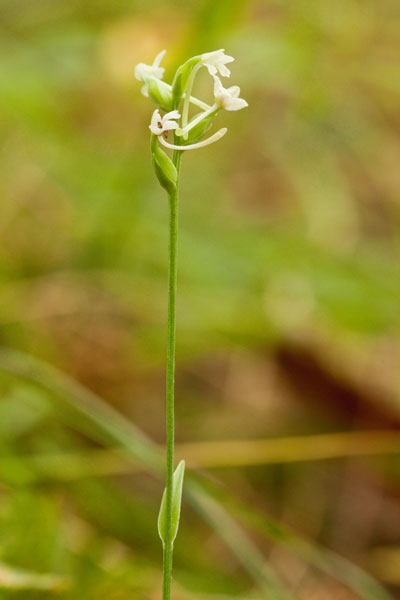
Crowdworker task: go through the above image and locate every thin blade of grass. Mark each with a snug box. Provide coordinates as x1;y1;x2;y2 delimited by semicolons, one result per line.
202;480;393;600
0;347;291;599
0;561;70;593
0;347;393;600
186;480;293;600
176;432;400;467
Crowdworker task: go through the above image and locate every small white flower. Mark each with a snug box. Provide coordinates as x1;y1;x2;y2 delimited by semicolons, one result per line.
213;76;248;111
201;49;234;77
149;109;181;135
135;49;166;82
135;50;166;97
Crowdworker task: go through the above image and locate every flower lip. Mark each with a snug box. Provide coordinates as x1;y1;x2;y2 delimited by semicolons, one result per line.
150;109;181;135
201;49;235;77
135;49;167;83
159;127;228;151
213;76;248;111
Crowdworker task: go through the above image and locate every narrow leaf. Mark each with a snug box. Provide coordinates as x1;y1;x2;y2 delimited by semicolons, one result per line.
158;460;185;546
171;57;200;108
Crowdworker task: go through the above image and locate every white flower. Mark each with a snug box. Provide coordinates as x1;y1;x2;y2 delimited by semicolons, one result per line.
149;109;181;135
135;50;166;97
201;49;234;77
135;49;166;82
213;76;248;111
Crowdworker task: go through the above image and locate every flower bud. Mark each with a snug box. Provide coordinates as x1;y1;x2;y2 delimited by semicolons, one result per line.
151;135;178;193
145;77;173;112
158;461;185;546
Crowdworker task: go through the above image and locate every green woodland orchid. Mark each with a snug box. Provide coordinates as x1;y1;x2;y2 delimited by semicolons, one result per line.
134;49;247;600
136;48;247;154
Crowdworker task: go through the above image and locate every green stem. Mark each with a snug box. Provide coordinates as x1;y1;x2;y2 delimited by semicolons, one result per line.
181;63;201;139
162;150;182;600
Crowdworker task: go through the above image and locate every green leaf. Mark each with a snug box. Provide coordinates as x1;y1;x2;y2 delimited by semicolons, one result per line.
171;57;201;109
158;460;185;546
151;136;178;194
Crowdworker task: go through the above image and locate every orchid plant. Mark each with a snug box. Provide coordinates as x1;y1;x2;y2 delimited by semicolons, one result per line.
135;49;247;600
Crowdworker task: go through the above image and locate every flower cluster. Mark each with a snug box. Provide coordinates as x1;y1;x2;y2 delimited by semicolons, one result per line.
135;49;247;152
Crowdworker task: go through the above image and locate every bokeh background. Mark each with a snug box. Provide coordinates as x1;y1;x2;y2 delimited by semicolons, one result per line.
0;0;400;598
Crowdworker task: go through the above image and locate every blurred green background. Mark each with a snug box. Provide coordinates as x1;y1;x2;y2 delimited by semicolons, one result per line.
0;0;400;598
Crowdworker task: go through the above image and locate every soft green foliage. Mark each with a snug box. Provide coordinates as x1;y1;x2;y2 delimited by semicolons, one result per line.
158;460;186;546
0;348;395;600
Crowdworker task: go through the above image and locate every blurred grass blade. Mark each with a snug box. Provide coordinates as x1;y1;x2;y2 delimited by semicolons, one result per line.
0;562;70;592
0;347;161;470
186;480;294;600
0;347;290;597
205;482;393;600
0;348;392;600
9;428;399;484
177;432;400;467
158;460;186;545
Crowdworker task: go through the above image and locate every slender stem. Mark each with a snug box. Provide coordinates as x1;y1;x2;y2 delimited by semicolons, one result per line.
177;104;218;138
162;150;182;600
181;63;201;139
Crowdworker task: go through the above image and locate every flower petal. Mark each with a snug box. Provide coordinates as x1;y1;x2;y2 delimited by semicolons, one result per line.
213;75;224;95
153;49;166;68
162;120;179;131
164;110;181;121
227;86;240;98
134;62;146;81
160;127;228;150
149;109;163;134
225;98;248;111
140;83;149;97
219;65;231;77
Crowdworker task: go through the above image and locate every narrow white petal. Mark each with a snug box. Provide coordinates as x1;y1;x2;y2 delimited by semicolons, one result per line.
134;62;146;81
219;65;231;77
227;86;240;98
149;109;163;134
151;109;161;126
225;98;248;111
164;110;181;121
153;49;166;67
162;121;179;131
213;75;224;95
